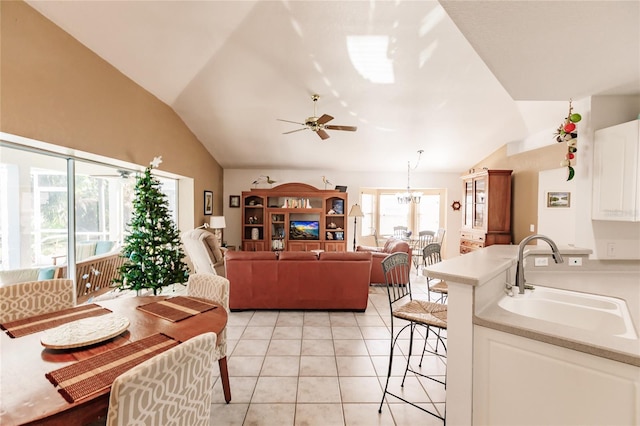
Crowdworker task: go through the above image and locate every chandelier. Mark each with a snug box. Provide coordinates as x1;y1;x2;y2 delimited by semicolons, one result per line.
396;150;424;204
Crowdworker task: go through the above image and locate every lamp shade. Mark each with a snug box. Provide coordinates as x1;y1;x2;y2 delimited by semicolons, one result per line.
348;204;364;218
210;216;226;229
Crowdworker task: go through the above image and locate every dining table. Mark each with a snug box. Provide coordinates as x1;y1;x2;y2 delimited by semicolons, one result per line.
0;294;229;426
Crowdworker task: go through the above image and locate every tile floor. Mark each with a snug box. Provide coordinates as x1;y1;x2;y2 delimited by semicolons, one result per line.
207;272;447;426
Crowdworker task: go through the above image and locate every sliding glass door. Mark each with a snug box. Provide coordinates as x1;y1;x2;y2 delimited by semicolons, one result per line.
0;144;177;284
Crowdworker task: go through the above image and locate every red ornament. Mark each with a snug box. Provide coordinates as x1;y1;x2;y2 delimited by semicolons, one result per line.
566;153;575;160
564;122;576;132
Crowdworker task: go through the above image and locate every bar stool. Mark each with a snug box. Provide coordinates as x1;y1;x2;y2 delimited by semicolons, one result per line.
378;252;447;422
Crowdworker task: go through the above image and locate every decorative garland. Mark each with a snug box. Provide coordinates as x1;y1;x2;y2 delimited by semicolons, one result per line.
554;100;582;181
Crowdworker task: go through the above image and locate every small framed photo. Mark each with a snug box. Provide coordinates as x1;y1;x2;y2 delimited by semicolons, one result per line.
229;195;241;208
547;191;571;208
204;191;213;215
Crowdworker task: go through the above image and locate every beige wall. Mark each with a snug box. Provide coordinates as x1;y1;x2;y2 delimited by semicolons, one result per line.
472;143;566;244
0;1;223;226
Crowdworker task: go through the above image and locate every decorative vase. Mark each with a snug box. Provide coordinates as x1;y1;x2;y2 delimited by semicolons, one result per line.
251;228;259;240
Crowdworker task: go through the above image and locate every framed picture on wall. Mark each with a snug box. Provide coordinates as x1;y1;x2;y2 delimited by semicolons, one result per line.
204;191;213;215
547;191;570;208
229;195;240;208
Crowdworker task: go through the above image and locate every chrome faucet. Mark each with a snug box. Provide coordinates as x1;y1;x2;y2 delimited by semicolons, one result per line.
515;234;564;294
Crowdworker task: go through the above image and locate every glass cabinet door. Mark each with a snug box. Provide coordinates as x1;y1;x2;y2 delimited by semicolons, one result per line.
464;180;473;228
473;177;486;229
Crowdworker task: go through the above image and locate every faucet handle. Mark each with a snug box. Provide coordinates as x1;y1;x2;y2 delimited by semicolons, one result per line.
523;283;535;291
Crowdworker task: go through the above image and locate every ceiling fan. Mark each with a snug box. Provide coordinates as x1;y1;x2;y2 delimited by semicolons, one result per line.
277;94;357;140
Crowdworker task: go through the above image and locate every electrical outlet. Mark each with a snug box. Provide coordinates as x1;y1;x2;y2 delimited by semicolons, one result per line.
568;257;582;266
534;257;548;267
529;224;535;232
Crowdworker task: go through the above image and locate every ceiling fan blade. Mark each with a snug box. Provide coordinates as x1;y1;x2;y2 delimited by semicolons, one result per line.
317;114;334;125
325;125;357;132
277;118;306;125
283;128;308;135
316;129;330;140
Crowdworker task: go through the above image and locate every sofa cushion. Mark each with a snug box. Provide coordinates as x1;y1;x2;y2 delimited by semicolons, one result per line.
224;251;277;261
200;232;222;263
318;252;371;261
94;240;115;255
0;268;41;286
37;266;57;280
279;252;318;261
76;242;97;261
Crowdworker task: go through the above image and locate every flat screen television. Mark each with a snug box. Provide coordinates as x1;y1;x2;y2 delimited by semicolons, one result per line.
289;220;320;240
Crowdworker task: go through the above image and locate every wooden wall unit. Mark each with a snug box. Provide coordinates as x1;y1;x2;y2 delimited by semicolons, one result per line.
241;183;347;252
460;169;512;254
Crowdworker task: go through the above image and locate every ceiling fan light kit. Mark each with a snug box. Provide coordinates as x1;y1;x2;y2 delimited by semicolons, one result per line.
278;94;357;140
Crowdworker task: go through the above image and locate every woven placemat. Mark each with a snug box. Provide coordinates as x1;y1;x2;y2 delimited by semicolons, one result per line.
136;296;217;322
0;304;112;338
45;333;178;403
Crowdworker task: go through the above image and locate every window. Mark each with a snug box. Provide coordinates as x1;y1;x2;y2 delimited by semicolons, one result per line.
357;188;446;239
0;144;178;275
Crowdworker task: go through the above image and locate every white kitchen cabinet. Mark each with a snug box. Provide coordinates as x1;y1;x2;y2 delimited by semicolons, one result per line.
473;326;640;426
592;119;640;221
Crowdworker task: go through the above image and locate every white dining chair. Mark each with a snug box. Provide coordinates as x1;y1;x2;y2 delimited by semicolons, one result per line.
0;279;75;323
106;332;217;426
187;273;231;402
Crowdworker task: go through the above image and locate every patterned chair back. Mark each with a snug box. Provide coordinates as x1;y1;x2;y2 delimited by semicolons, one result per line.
106;332;217;426
0;279;74;323
187;273;229;362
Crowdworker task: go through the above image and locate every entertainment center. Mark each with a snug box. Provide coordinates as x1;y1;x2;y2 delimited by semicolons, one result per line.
241;183;348;252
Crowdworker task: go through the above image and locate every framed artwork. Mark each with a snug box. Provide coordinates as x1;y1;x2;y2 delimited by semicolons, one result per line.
547;191;571;208
229;195;241;208
204;191;213;215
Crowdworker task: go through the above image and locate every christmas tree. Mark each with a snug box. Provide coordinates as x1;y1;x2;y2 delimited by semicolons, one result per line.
115;156;189;294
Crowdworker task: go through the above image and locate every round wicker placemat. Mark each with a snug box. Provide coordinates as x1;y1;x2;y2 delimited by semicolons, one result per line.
40;314;129;349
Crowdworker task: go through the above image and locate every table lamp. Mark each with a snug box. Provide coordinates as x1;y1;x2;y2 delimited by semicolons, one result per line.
348;204;364;251
210;216;226;247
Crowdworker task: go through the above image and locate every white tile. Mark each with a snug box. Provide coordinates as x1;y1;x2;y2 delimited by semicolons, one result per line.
294;403;344;426
210;402;248;426
364;339;391;356
299;355;337;376
303;312;331;326
242;326;274;340
243;403;296;425
331;326;363;340
276;311;304;326
359;326;391;339
260;356;300;376
336;356;377;376
301;339;335;356
266;339;302;356
302;326;332;340
342;403;396;426
296;377;341;403
387;402;444;425
232;339;270;356
252;377;298;403
333;339;369;356
212;376;257;404
272;326;303;339
248;311;279;326
339;376;383;403
228;355;264;376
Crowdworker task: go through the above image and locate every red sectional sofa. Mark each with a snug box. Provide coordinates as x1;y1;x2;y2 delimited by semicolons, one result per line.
356;237;412;285
224;250;372;311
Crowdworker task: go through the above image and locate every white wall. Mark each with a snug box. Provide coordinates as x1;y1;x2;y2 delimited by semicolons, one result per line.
223;168;462;259
538;167;577;246
536;95;640;259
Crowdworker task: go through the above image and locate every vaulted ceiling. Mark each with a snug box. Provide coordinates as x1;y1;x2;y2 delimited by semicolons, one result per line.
26;1;639;173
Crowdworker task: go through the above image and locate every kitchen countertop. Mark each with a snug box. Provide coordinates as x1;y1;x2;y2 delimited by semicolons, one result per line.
425;245;640;366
